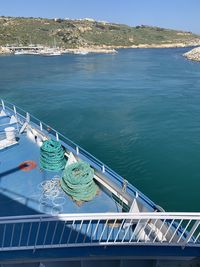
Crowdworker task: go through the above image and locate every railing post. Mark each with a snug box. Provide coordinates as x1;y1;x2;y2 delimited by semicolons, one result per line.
56;132;59;141
169;220;183;243
75;220;83;243
1;100;5;110
182;220;199;247
26;112;30;123
122;179;128;192
2;225;6;248
10;224;15;247
51;222;58;245
33;219;41;252
102;165;105;173
40;121;43;131
177;220;191;243
13;105;17;115
43;221;50;247
67;221;75;244
18;223;24;247
76;146;79;155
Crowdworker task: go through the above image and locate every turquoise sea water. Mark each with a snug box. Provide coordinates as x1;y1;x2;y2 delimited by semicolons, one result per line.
0;48;200;212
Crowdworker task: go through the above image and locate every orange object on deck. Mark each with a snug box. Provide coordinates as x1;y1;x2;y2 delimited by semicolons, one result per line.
18;160;37;171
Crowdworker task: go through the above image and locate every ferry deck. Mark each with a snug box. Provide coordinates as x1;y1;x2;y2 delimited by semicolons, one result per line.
0;100;199;266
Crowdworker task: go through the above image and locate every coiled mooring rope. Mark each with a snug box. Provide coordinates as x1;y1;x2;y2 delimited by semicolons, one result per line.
40;139;66;171
60;161;98;202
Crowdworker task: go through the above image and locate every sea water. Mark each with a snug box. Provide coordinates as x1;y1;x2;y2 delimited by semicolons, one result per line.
0;48;200;212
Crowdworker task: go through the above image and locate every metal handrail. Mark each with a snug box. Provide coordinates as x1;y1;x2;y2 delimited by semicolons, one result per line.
0;212;198;252
0;212;200;223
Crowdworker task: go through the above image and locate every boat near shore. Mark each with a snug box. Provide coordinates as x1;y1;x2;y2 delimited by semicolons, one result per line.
0;99;199;266
73;51;89;55
38;47;63;56
14;48;63;56
1;45;118;56
14;49;40;56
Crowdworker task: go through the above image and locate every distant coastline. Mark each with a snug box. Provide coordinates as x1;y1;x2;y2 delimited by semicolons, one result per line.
0;16;200;54
1;43;199;56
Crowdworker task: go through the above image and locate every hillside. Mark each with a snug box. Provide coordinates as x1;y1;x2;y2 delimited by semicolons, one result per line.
0;16;200;48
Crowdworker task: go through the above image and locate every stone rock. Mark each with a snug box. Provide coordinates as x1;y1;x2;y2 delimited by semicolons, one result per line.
183;47;200;62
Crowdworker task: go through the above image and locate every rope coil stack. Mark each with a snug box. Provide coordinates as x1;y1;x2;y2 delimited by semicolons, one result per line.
40;139;66;171
60;161;98;202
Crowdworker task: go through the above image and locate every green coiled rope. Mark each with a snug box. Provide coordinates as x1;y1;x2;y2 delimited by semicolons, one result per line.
60;161;98;202
40;139;66;171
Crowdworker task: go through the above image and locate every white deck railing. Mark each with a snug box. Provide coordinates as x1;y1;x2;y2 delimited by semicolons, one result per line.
0;212;199;251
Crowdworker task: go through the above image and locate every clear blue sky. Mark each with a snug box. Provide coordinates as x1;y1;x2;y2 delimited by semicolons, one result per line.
1;0;199;33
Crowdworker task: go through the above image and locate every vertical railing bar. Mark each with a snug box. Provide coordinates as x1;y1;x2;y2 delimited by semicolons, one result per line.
129;219;142;243
102;165;105;173
26;222;33;247
136;219;150;243
18;223;24;247
194;229;200;243
106;222;109;238
76;146;79;155
43;221;50;246
16;114;20;133
67;221;75;244
1;100;5;110
34;220;41;249
184;220;199;244
147;219;158;239
2;225;6;248
83;220;92;243
51;221;58;245
59;221;66;245
10;224;15;247
152;219;166;243
114;219;126;243
56;132;59;141
13;105;17;114
91;220;100;242
177;220;191;243
161;219;174;243
40;122;43;131
75;220;83;244
169;219;183;243
121;219;133;243
99;219;108;242
107;219;117;243
158;219;166;232
26;112;30;123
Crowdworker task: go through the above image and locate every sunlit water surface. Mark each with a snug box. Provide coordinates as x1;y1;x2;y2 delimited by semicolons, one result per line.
1;48;200;211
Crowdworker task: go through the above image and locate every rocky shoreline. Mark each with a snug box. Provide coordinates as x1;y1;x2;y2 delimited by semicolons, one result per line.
183;47;200;62
65;41;200;52
64;47;117;54
130;42;200;49
0;46;11;54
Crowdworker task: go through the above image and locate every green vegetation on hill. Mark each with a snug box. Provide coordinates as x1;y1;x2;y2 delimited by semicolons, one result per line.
0;16;199;48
